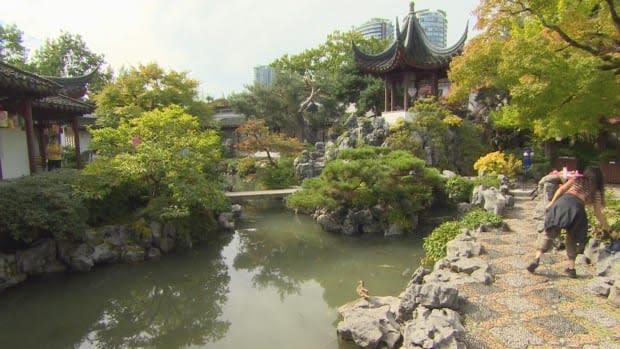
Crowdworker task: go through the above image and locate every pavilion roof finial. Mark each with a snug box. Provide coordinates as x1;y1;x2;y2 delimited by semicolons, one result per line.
409;1;415;13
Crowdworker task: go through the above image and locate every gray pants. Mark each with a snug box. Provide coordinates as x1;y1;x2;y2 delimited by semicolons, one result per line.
537;226;584;261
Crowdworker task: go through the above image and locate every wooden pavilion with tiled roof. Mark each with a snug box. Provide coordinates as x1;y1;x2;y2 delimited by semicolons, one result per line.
0;61;95;178
353;1;467;122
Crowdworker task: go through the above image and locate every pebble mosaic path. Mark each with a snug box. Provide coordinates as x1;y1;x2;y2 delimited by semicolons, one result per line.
460;187;620;349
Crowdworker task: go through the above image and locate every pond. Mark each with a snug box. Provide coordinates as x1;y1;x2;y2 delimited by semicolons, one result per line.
0;201;426;349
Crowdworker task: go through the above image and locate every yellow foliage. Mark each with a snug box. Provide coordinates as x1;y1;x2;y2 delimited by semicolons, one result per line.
473;151;522;178
442;115;463;127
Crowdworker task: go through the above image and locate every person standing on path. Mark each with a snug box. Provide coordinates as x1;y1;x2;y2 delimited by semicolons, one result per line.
526;166;610;278
46;137;62;171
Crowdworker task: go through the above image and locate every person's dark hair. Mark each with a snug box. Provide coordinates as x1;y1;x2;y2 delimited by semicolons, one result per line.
583;166;605;205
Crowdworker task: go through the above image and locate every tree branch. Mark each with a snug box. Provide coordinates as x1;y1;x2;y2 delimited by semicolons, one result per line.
605;0;620;34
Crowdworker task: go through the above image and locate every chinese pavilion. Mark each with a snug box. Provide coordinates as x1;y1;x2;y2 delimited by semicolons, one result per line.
0;62;95;178
353;2;467;114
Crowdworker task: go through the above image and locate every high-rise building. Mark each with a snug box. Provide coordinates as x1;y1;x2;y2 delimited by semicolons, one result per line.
254;65;275;86
355;18;394;41
415;9;447;48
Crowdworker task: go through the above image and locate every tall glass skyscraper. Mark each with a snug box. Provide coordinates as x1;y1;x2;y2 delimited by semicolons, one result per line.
253;65;275;86
415;9;448;48
355;18;394;41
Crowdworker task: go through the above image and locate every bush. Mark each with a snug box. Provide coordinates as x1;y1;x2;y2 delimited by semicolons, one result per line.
237;156;257;177
422;221;461;262
0;169;88;248
258;157;297;189
286;177;334;213
460;208;503;229
445;176;474;203
471;175;501;189
473;151;522;178
422;208;503;263
286;146;443;225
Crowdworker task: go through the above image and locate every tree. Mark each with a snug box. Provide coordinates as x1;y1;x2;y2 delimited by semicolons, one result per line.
286;146;444;226
476;0;620;74
0;23;27;66
272;30;388;115
235;118;304;167
28;31;110;94
79;105;226;219
94;63;213;128
449;0;620;142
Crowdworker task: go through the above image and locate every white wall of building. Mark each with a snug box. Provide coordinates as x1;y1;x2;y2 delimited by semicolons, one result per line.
0;128;30;179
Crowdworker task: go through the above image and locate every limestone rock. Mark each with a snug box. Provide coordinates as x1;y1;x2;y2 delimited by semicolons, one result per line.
401;307;466;349
337;296;402;349
0;253;26;291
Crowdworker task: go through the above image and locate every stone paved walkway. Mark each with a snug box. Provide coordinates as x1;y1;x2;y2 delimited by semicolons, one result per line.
460;188;620;349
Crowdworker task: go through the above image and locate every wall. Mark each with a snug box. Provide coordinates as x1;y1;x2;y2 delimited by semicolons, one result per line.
0;128;30;179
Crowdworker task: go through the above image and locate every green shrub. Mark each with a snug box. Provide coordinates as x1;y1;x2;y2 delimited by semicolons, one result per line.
422;221;461;262
73;162;150;226
471;175;501;188
286;177;336;213
460;208;503;229
0;169;88;247
286;146;443;226
62;146;92;169
258;157;297;189
237;156;257;177
422;208;503;264
445;176;474;203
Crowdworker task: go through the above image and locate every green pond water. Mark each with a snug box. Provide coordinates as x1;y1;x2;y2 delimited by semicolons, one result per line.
0;201;426;349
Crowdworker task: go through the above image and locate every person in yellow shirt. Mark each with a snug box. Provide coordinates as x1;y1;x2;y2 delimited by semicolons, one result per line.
47;138;62;171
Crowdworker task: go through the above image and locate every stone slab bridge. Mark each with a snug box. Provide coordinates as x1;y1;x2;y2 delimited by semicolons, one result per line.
224;188;300;203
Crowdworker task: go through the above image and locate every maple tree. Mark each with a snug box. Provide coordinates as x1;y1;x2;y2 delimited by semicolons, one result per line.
449;0;620;142
235;119;304;167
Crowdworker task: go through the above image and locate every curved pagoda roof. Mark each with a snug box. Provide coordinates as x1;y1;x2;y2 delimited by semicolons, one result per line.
353;3;467;74
0;61;62;98
44;70;97;99
32;95;95;120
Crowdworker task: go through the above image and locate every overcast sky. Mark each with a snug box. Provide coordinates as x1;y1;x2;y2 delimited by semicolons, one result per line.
3;0;479;98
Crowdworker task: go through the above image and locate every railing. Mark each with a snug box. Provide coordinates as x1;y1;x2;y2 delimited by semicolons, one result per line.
224;188;300;202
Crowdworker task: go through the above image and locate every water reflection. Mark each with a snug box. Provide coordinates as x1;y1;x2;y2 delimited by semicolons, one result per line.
0;201;425;349
233;201;424;308
86;248;231;348
0;235;233;349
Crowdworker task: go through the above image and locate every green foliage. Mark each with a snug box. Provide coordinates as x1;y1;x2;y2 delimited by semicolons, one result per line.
94;63;212;128
79;105;227;221
0;169;88;247
449;0;620;141
286;147;443;225
27;31;109;94
236;157;257;177
235;118;305;167
474;151;522;178
77;178;149;226
422;221;461;262
286;178;333;213
445;176;475;203
257;157;297;189
271;30;388;115
384;99;487;174
605;197;620;235
0;23;27;66
471;175;502;189
460;208;503;230
383;120;424;157
423;208;503;263
61;146;93;169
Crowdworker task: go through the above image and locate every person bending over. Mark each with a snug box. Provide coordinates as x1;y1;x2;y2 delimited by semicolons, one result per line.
526;166;610;278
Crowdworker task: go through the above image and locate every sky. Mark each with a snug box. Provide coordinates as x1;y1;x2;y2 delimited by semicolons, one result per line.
2;0;479;99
